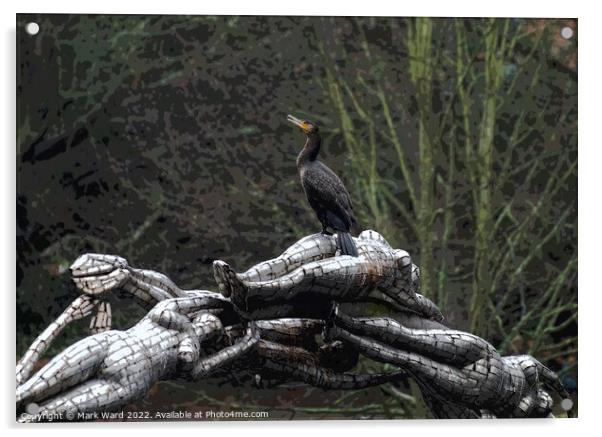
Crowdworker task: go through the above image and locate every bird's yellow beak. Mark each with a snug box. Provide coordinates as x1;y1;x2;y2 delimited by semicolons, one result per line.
287;114;310;133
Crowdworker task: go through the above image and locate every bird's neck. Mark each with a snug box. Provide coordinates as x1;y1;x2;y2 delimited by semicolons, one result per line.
297;134;321;167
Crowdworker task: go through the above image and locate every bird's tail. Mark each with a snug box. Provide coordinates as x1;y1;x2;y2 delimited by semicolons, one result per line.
337;232;358;257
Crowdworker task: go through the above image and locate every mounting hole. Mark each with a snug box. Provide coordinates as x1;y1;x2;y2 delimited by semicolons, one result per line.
25;403;40;414
560;398;574;411
561;26;573;40
25;22;40;36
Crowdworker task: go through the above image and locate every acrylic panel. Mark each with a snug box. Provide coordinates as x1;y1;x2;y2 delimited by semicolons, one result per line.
16;14;577;422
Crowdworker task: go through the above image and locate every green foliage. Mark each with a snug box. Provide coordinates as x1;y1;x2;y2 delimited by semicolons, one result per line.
319;17;577;361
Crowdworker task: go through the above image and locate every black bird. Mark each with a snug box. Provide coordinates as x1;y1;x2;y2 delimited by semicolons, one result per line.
287;114;359;257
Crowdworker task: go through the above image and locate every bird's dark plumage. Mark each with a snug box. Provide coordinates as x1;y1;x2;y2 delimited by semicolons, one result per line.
287;114;358;256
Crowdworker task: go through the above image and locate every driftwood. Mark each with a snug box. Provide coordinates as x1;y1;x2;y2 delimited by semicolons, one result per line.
16;231;569;421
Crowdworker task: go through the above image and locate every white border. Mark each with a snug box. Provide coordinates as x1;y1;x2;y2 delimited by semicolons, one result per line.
2;1;599;436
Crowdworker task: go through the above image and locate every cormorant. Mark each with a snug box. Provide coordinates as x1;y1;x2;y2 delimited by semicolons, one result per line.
287;114;359;257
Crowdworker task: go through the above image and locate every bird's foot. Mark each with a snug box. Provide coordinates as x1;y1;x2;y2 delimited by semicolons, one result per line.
321;229;334;236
